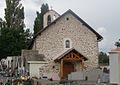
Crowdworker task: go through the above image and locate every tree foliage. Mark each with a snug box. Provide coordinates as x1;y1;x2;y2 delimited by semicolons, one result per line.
115;39;120;47
0;0;32;59
33;3;49;35
98;52;109;65
5;0;24;29
0;18;6;31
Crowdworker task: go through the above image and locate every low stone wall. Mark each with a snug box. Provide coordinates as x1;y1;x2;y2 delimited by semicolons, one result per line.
34;79;59;85
33;79;117;85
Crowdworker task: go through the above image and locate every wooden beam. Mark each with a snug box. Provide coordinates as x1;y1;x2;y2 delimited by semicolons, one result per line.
71;52;73;58
73;53;80;59
60;59;63;79
63;52;80;61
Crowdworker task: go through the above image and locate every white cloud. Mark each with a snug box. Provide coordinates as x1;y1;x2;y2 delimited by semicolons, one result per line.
21;0;45;31
96;27;106;34
97;27;108;52
97;27;116;52
0;0;5;19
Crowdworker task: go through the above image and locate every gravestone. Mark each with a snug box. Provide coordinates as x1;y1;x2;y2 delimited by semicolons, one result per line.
68;72;85;80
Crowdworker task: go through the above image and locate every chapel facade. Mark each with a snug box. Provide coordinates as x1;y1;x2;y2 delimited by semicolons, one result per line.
30;9;103;79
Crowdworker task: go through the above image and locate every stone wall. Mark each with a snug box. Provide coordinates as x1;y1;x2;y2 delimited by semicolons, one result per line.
33;12;98;67
32;12;99;75
39;61;60;77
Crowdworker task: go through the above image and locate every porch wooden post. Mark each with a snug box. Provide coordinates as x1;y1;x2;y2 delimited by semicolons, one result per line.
80;60;82;71
60;59;63;79
80;59;84;71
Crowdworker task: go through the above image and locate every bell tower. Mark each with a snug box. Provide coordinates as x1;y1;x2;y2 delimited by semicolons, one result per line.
43;10;60;28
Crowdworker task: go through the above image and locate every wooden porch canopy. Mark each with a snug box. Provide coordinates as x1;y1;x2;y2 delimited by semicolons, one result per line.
54;48;88;79
54;48;88;62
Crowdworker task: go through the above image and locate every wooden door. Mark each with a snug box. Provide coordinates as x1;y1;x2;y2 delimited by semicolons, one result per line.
63;62;74;79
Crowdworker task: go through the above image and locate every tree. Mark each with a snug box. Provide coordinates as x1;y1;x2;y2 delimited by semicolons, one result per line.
0;18;3;29
115;39;120;47
98;52;109;65
5;0;24;29
0;0;32;59
33;12;42;35
0;18;3;35
33;3;49;35
0;18;6;34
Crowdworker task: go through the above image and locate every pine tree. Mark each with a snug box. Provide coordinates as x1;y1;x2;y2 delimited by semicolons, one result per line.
33;12;42;35
0;18;5;31
33;3;49;35
0;0;32;59
5;0;24;29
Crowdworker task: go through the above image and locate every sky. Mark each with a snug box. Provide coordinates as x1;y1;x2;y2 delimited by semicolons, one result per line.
0;0;120;52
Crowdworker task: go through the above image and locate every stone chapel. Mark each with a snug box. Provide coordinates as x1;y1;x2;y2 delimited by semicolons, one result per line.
29;9;103;79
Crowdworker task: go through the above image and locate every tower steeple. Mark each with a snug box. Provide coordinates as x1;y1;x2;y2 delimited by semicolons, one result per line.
43;10;60;28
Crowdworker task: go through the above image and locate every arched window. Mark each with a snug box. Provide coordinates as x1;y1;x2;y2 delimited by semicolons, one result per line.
65;40;70;48
53;15;56;20
47;15;51;25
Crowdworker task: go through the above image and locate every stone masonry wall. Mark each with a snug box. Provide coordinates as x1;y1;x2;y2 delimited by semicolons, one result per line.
32;13;99;73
